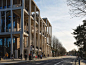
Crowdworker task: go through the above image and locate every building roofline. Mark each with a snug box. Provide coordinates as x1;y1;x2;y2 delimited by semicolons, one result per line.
32;0;40;11
42;18;52;26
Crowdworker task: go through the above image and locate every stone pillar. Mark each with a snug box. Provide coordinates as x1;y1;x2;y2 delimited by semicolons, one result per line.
44;24;45;55
15;38;18;58
38;11;40;53
48;22;49;55
0;11;1;32
11;34;13;55
46;26;47;57
6;0;7;8
10;0;13;8
2;0;3;9
20;7;24;59
34;5;36;56
28;0;31;59
11;10;13;56
41;22;43;54
5;11;6;32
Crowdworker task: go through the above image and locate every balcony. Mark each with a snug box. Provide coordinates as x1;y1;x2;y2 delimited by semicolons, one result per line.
13;4;21;8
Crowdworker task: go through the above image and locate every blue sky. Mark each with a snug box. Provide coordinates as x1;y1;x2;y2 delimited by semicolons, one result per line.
34;0;84;52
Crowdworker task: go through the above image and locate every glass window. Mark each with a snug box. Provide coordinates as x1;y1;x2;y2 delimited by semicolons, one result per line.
13;0;22;7
7;0;10;8
1;11;5;32
0;39;2;45
3;0;6;9
0;0;2;9
13;13;20;32
6;11;11;32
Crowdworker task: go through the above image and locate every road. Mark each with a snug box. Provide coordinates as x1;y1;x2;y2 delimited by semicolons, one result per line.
5;56;76;65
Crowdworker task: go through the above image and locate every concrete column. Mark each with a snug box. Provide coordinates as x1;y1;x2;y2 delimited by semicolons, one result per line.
45;26;47;56
2;0;3;9
11;10;13;56
11;0;13;8
47;22;49;54
11;34;13;55
6;0;7;8
0;12;1;32
42;22;43;53
20;8;24;59
28;0;31;58
5;11;6;32
34;5;36;55
44;24;45;55
22;0;25;9
38;11;40;51
11;10;13;33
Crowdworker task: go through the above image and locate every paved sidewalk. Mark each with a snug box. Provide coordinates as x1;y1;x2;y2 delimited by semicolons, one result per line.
0;56;75;65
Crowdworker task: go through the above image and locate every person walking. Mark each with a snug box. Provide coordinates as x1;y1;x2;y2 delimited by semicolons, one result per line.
29;54;31;60
38;54;39;59
40;54;42;59
25;53;27;60
5;52;8;59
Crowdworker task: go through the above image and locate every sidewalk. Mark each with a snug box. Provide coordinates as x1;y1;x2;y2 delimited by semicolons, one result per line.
0;56;63;65
0;59;29;65
0;56;75;65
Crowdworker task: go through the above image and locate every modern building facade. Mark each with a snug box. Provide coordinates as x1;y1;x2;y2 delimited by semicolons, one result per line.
0;0;52;59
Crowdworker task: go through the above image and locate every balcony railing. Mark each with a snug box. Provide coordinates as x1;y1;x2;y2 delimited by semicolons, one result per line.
13;4;21;8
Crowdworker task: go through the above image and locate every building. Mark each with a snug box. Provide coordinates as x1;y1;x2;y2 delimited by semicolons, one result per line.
0;0;52;59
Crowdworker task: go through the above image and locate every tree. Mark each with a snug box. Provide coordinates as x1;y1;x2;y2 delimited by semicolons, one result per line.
52;36;66;57
68;49;77;56
73;20;86;51
67;0;86;17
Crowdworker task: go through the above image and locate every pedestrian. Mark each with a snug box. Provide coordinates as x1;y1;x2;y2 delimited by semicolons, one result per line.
44;54;45;57
48;54;49;57
20;54;22;60
11;54;14;60
25;53;27;60
41;54;42;59
29;54;31;60
5;52;8;59
38;54;39;59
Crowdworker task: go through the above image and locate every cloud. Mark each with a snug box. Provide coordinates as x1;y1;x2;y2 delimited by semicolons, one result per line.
34;0;84;51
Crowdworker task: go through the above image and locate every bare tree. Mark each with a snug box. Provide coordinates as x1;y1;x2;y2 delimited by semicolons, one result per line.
52;36;66;57
67;0;86;17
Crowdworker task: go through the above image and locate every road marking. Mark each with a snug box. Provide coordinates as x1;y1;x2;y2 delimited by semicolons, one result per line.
54;61;63;65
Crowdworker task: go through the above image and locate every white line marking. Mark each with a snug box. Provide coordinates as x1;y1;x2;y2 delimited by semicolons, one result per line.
54;61;63;65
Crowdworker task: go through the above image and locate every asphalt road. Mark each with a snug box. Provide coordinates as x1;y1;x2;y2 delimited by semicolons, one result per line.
5;56;76;65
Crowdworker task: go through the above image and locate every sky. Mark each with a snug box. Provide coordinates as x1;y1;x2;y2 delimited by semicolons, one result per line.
34;0;84;52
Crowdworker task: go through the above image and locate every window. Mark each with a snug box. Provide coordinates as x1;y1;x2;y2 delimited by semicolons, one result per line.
7;0;10;8
3;0;6;9
13;0;22;7
0;0;2;9
0;39;2;45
